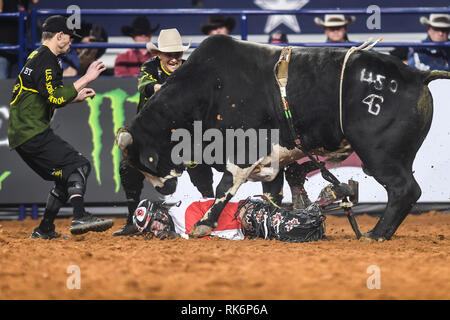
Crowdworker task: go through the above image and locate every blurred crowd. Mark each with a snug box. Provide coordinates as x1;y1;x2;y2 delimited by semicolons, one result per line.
0;2;449;79
0;0;39;78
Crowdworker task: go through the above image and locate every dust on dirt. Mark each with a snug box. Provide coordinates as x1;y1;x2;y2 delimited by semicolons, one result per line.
0;212;449;300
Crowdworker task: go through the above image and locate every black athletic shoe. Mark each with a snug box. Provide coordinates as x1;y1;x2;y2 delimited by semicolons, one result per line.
112;223;138;236
70;213;114;235
30;227;61;240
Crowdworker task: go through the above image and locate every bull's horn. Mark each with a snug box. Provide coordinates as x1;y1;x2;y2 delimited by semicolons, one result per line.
116;128;133;151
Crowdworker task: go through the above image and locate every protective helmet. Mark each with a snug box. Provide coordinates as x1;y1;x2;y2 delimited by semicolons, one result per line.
133;199;153;233
133;199;176;238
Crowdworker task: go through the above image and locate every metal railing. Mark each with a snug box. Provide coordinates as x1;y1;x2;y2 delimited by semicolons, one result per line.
1;7;450;74
32;7;450;41
0;11;26;72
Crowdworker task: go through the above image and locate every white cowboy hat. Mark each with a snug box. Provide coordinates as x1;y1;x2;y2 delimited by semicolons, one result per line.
314;14;356;28
420;14;450;29
146;28;191;54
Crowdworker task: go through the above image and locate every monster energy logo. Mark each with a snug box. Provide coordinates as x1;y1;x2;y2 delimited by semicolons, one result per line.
0;171;11;190
86;89;139;192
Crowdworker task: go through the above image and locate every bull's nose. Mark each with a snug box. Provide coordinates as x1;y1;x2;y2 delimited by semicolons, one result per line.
155;177;177;195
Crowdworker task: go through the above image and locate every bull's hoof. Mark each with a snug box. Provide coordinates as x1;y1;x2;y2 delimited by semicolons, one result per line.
189;224;213;238
360;231;386;243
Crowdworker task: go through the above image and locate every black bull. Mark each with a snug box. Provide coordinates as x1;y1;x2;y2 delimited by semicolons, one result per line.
117;35;450;241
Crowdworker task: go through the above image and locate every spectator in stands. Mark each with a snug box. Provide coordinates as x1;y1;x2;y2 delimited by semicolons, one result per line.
407;14;450;71
60;22;109;77
60;23;109;77
314;14;355;43
114;16;159;77
76;22;109;76
268;30;288;44
200;15;235;35
0;0;39;79
389;46;409;65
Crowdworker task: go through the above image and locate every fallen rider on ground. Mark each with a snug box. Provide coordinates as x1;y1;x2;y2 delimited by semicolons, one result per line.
132;183;351;242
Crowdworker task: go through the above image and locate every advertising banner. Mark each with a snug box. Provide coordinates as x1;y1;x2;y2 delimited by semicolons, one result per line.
1;78;449;205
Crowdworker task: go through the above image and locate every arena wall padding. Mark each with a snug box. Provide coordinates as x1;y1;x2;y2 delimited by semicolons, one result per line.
1;77;449;209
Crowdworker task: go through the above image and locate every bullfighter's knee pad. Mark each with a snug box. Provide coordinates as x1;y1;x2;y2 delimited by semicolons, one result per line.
67;163;91;198
46;183;68;214
39;184;68;232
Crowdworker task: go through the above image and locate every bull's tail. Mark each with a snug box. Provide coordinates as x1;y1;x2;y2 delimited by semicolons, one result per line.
423;70;450;85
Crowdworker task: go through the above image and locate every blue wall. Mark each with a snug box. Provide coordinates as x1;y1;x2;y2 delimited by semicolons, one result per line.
31;0;450;36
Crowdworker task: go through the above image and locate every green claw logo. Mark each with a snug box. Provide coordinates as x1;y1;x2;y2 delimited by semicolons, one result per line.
85;89;139;192
0;171;11;190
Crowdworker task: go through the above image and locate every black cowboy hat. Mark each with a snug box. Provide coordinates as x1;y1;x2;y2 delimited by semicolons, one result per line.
269;30;288;44
121;16;160;37
200;15;236;35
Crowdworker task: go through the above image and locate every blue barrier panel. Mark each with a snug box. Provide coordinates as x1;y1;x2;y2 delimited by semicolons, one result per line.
31;204;39;220
240;13;248;41
18;205;26;221
0;45;21;50
18;11;25;72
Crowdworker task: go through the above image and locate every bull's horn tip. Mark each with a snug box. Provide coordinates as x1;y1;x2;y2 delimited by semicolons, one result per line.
117;132;133;150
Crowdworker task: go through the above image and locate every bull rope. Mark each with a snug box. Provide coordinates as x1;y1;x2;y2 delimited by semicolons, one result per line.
339;37;383;135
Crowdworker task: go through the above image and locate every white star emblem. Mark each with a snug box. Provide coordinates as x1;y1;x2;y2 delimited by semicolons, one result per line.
254;0;310;33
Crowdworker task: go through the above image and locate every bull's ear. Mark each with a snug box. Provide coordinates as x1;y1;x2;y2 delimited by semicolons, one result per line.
140;148;159;174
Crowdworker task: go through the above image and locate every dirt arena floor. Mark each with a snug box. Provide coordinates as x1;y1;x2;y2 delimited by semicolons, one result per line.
0;211;449;300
